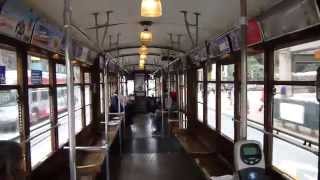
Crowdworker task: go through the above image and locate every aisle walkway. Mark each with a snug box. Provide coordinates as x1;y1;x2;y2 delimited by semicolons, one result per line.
110;113;207;180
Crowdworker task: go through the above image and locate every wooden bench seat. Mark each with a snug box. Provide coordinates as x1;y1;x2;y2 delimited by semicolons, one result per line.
76;124;121;180
194;154;233;178
174;129;232;179
175;130;215;156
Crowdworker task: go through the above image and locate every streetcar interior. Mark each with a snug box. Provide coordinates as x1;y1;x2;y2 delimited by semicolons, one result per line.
0;0;319;180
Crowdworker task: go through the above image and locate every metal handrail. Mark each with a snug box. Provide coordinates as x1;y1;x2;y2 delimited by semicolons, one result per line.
244;121;318;155
24;123;61;143
64;145;108;152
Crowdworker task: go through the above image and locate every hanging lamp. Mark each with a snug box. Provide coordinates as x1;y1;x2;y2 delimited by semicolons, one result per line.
141;0;162;17
140;28;153;45
140;54;147;60
139;45;148;55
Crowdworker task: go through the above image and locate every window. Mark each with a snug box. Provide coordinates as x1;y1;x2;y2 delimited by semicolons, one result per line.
127;80;134;95
85;86;92;126
197;68;204;122
274;40;320;81
148;79;156;97
28;56;49;85
56;64;67;84
272;42;319;180
28;88;52;167
207;64;216;129
207;83;216;129
74;66;81;83
57;87;68;146
221;64;234;140
0;49;17;85
0;90;19;141
74;86;83;133
247;53;265;146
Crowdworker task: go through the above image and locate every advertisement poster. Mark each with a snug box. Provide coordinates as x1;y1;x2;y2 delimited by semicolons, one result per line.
209;36;230;58
228;20;263;52
0;65;5;84
0;0;38;42
32;20;64;52
247;19;263;46
229;29;241;51
31;70;42;85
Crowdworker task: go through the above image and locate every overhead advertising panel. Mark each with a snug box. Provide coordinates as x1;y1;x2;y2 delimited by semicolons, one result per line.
0;0;38;43
247;19;263;46
228;19;263;52
208;36;230;58
32;20;64;53
260;0;320;41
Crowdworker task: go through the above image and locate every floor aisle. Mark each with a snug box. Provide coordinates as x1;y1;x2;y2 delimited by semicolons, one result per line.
109;113;207;180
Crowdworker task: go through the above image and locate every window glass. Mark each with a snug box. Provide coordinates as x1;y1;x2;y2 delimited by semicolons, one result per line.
100;73;104;83
75;109;82;133
221;65;234;81
85;86;91;125
0;90;19;141
197;82;203;122
28;88;52;167
273;137;318;180
248;54;264;81
207;83;216;129
28;56;49;85
100;84;104;113
274;40;320;81
74;86;82;109
273;85;319;146
84;73;91;84
74;86;82;132
148;79;156;97
247;85;264;124
56;64;66;84
57;87;68;146
208;64;216;81
247;125;264;149
73;66;81;83
221;83;234;140
0;49;17;85
197;68;203;81
127;80;134;95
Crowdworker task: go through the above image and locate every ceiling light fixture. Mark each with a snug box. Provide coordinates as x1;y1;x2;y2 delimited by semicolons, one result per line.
139;45;148;55
140;54;147;60
141;0;162;17
140;28;153;45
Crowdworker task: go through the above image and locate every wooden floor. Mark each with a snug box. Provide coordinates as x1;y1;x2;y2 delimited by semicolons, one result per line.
107;113;207;180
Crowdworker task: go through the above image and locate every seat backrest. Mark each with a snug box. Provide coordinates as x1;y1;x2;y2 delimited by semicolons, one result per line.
0;141;25;180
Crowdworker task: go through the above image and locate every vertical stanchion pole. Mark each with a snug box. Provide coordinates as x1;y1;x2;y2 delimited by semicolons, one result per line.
239;0;248;140
64;0;76;179
161;69;165;137
104;59;110;180
117;72;122;154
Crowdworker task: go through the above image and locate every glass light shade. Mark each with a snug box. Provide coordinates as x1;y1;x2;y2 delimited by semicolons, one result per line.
140;54;147;60
141;0;162;17
139;45;148;55
139;59;145;65
140;30;152;45
139;61;145;69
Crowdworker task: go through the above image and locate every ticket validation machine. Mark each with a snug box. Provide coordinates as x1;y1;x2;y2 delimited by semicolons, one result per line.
234;140;269;180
